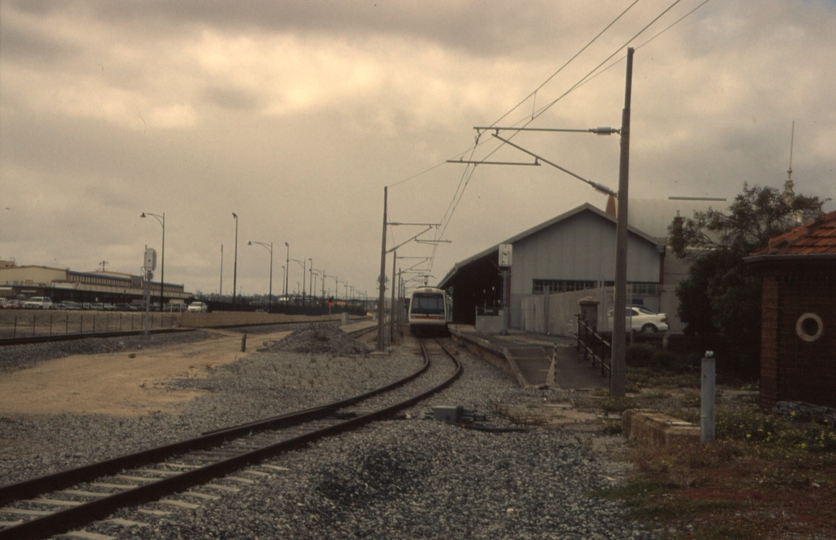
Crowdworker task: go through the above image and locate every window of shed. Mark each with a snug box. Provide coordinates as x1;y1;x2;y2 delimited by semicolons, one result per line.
796;313;823;342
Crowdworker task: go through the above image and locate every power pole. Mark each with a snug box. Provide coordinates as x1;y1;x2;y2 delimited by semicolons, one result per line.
610;47;634;398
377;186;388;351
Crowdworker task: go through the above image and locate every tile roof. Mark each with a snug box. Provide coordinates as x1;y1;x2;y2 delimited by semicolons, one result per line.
750;210;836;256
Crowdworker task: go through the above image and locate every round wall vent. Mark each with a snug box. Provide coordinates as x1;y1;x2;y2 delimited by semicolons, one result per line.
796;313;823;342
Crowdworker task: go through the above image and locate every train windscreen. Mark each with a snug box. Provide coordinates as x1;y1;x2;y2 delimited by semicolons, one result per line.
411;293;445;315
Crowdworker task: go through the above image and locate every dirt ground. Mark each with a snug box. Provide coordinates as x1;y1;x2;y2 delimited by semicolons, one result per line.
0;330;292;417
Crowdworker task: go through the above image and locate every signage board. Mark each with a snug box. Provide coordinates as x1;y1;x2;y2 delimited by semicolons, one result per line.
498;244;513;267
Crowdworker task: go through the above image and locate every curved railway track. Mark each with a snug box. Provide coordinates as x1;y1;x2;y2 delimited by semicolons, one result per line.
0;338;460;540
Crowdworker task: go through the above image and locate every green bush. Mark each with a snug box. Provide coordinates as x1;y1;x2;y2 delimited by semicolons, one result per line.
626;344;656;368
650;351;675;370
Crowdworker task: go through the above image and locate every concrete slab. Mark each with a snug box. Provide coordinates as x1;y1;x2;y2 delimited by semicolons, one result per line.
450;325;607;389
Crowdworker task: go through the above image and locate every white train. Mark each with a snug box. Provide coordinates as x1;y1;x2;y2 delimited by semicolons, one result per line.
407;287;451;336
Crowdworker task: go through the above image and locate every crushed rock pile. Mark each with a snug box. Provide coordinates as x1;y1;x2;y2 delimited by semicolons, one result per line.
266;324;371;356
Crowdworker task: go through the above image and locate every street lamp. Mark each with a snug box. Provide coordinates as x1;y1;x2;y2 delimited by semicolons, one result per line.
248;240;273;310
289;258;306;307
307;258;313;307
140;212;165;309
284;242;290;302
232;213;238;309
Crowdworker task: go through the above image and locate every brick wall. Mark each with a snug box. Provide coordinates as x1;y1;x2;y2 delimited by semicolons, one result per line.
759;272;779;409
760;264;836;409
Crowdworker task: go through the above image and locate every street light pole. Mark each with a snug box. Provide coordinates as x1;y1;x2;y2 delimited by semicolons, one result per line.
289;258;306;307
308;258;313;308
140;212;165;310
232;213;238;310
248;241;273;310
284;242;290;303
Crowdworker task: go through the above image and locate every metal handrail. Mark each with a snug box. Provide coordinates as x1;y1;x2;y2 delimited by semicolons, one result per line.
575;315;611;376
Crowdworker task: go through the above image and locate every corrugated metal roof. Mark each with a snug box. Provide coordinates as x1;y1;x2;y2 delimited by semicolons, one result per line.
750;210;836;256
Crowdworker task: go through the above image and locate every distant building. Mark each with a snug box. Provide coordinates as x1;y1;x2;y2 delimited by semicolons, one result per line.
0;262;191;305
746;210;836;410
438;203;665;332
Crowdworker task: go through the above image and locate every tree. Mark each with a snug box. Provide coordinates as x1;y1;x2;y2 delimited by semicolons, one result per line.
669;183;826;375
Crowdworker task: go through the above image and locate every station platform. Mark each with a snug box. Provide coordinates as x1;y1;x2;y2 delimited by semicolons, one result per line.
449;325;608;390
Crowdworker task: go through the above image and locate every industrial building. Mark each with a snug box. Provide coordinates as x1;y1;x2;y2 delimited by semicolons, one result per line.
0;261;191;307
438;200;719;335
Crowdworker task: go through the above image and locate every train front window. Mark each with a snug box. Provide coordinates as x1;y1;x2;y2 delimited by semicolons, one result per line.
411;294;444;314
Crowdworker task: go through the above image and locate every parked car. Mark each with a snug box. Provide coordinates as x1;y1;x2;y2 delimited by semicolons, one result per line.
58;301;83;310
608;306;669;333
187;301;208;313
23;297;53;310
2;299;22;309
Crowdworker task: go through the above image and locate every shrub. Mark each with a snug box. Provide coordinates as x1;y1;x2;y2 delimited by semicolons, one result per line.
626;344;657;368
650;351;675;370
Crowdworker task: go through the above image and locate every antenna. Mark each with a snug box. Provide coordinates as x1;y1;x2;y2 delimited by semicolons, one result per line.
787;120;795;183
784;121;796;202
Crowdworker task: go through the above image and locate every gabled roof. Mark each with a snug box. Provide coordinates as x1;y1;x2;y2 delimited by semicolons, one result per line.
438;203;660;287
748;210;836;258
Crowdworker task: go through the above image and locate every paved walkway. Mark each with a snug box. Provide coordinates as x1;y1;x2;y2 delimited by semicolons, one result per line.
450;325;608;390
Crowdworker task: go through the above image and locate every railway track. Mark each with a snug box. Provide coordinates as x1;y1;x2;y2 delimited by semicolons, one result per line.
0;338;459;539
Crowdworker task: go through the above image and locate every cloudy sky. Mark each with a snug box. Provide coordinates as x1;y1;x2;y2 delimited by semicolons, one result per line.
2;0;834;301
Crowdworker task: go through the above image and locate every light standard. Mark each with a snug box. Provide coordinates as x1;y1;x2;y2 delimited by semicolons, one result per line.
310;270;320;307
284;242;290;302
140;212;165;309
289;258;306;307
308;258;313;307
248;240;273;310
232;213;238;309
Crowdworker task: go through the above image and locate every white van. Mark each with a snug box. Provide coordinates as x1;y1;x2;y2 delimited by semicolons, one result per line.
23;297;53;309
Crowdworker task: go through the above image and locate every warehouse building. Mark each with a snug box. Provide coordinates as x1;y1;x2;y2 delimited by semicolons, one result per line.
438;203;669;333
0;261;190;307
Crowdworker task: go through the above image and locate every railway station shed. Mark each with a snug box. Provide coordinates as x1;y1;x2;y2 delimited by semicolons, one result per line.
438;203;665;332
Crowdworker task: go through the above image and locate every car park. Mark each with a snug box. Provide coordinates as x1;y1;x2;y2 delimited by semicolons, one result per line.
187;301;208;312
22;297;53;310
608;306;669;333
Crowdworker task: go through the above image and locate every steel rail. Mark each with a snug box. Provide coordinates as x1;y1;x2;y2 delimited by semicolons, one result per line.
0;337;460;540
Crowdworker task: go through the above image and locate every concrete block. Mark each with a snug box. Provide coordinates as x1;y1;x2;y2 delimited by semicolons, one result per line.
622;409;700;447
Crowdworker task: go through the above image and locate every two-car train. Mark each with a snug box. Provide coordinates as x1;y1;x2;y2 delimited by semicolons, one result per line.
407;287;451;336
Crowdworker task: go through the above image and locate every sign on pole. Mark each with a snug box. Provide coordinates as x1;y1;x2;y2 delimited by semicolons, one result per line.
499;244;513;267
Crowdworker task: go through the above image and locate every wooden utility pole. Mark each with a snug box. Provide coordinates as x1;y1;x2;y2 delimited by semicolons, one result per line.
610;47;634;398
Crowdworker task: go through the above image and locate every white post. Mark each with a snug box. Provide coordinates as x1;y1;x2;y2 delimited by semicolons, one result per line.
701;351;716;443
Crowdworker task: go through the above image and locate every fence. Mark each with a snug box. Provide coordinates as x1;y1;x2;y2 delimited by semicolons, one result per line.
0;311;181;339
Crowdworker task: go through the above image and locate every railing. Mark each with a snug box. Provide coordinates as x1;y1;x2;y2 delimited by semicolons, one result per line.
0;311;180;339
575;315;611;376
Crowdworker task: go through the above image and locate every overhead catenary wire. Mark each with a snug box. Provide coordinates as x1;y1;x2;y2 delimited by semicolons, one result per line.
391;0;711;276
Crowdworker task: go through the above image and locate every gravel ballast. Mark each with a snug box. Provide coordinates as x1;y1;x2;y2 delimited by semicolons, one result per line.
0;325;655;539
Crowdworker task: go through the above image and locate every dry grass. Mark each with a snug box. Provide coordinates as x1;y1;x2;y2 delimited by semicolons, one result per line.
585;368;836;539
600;440;836;539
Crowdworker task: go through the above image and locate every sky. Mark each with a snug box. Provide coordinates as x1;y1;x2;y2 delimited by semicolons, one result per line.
2;0;834;301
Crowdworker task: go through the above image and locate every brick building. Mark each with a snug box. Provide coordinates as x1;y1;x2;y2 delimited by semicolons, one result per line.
746;210;836;409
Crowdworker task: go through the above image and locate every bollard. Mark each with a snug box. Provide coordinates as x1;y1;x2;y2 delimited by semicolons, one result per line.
241;334;247;352
701;351;716;443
